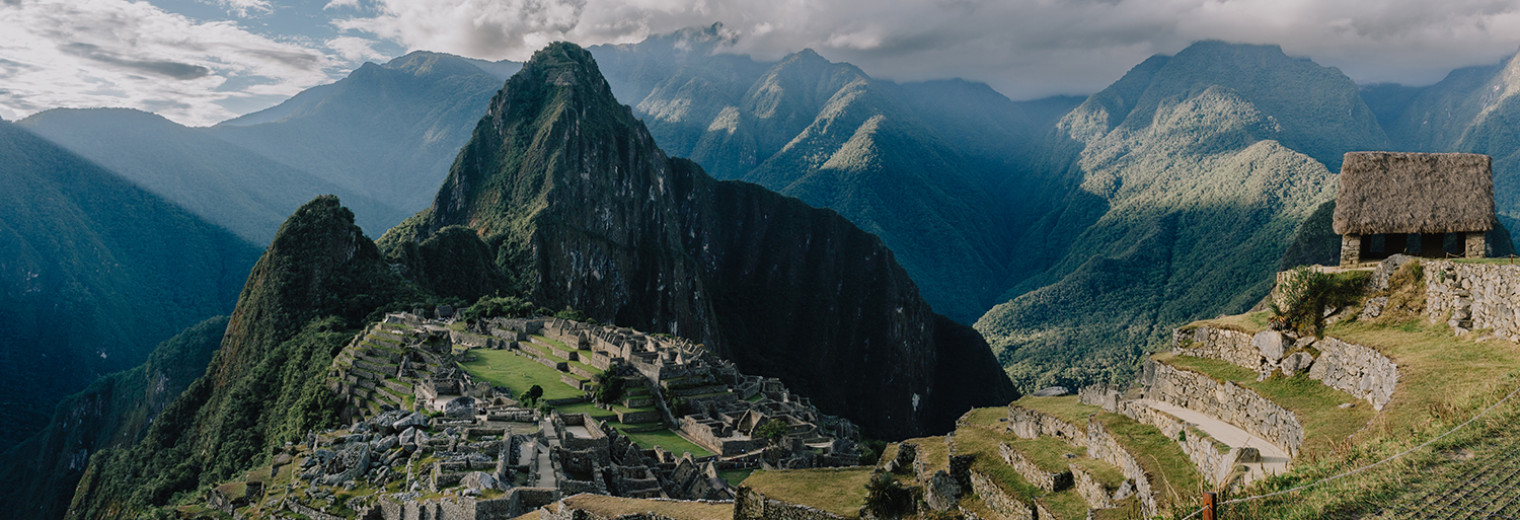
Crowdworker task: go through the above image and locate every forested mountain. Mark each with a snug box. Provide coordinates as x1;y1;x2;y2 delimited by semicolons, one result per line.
380;42;1016;437
0;120;258;446
975;42;1382;390
68;196;421;519
589;26;1078;323
0;317;228;520
211;52;521;214
1367;51;1520;231
19;108;404;243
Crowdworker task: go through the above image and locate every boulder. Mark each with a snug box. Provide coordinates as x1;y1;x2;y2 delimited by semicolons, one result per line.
923;470;961;511
399;427;418;446
393;412;427;431
1359;296;1388;321
1252;330;1290;362
444;397;476;418
373;435;399;453
1280;352;1314;376
460;472;499;492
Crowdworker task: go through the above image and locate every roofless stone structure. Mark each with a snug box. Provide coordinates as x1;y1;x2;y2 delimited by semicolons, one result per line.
1334;152;1496;265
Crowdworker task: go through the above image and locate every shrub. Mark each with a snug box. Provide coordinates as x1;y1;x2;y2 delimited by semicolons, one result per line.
590;372;625;405
459;295;533;321
1270;266;1365;337
864;472;916;519
755;419;791;445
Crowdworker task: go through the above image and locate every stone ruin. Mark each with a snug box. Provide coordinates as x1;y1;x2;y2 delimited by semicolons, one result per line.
243;311;861;519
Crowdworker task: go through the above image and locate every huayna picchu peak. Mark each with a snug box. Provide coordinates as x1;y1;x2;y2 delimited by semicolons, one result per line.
381;42;1017;439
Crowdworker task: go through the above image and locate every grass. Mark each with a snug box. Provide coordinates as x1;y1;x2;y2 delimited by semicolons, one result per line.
1014;396;1205;508
955;406;1129;514
1452;256;1520;265
1187;312;1520;518
901;436;949;475
1187;310;1272;334
559;494;732;520
1158;353;1374;457
457;348;584;401
613;425;714;458
719;469;755;487
1040;489;1091;520
741;467;875;518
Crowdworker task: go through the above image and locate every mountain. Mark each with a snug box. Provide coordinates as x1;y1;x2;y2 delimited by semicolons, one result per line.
380;42;1017;437
0;316;226;520
1372;51;1520;229
67;196;421;519
588;26;1070;323
19;108;404;243
975;42;1383;391
0;120;257;448
211;52;522;214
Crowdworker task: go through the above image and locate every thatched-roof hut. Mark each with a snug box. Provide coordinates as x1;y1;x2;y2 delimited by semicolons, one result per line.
1334;152;1495;265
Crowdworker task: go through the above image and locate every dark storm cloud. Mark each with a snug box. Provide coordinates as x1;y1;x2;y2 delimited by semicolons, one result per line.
59;42;212;80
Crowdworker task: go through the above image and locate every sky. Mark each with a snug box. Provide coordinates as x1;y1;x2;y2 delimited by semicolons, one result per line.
4;0;1520;126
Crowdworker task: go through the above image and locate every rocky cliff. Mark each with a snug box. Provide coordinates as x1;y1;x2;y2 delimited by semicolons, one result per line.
380;42;1015;437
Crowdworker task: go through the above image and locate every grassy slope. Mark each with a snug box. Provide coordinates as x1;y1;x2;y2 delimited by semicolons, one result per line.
741;468;875;518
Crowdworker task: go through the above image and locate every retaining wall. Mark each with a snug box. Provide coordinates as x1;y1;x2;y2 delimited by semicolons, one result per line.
1005;406;1158;516
733;487;846;520
1308;338;1398;410
1142;363;1304;456
1426;260;1520;342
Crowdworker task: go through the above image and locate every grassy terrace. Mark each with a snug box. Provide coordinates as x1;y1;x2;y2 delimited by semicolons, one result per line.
901;436;949;476
954;408;1088;518
1205;314;1520;518
458;348;584;401
612;425;714;458
1014;396;1204;507
1186;310;1271;334
741;468;874;518
1156;353;1374;457
519;338;603;378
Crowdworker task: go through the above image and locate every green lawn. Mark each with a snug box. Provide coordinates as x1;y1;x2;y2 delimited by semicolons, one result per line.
613;425;714;457
458;348;584;401
741;468;875;518
719;469;754;488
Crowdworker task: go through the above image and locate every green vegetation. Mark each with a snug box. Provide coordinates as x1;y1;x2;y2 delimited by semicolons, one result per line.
741;468;875;518
614;427;713;458
458;349;582;401
459;295;534;321
864;472;916;518
754;419;790;445
1270;267;1368;337
1158;354;1374;456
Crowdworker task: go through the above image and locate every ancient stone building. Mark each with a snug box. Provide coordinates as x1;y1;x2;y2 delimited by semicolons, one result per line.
1334;152;1496;265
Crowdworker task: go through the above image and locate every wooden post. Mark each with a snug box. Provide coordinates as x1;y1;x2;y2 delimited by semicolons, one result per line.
1203;491;1218;520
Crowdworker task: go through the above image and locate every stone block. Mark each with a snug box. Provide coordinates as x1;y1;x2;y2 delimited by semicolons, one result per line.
1253;330;1290;362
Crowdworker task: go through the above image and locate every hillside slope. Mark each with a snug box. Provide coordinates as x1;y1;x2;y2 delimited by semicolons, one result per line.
590;27;1065;323
976;42;1380;391
66;196;420;519
0;317;227;520
0;120;257;446
381;42;1016;437
19;108;404;243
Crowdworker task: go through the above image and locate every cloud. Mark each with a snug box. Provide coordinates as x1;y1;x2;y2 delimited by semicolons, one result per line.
326;36;387;62
332;0;1520;99
0;0;340;126
202;0;272;17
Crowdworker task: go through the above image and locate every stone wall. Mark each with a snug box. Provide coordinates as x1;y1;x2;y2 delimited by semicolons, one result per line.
997;443;1070;492
967;470;1037;520
1005;406;1157;517
733;487;847;520
1142;363;1304;457
1173;326;1261;371
1069;464;1114;509
1172;326;1399;411
1307;338;1398;410
1426;260;1520;342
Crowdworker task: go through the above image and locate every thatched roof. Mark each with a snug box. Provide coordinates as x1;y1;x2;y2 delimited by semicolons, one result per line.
1333;152;1495;235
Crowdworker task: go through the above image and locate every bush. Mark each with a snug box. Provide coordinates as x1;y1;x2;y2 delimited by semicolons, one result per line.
590;372;625;405
755;419;790;445
521;385;544;407
864;472;916;519
459;295;533;321
1270;266;1366;337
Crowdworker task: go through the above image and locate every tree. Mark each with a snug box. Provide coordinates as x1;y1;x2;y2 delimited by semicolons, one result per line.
864;472;916;519
521;385;544;407
591;372;625;405
755;418;790;445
